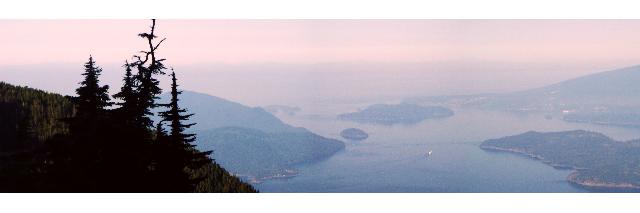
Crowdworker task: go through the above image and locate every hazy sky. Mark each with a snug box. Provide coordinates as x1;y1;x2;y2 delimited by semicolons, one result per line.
2;20;640;65
2;20;640;105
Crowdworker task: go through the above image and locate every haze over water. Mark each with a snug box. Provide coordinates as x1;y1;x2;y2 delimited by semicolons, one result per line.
257;105;640;192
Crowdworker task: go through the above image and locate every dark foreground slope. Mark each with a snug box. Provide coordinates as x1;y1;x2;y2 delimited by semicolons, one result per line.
481;130;640;191
0;82;255;192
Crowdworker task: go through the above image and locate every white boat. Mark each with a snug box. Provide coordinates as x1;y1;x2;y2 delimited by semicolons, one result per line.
427;150;433;157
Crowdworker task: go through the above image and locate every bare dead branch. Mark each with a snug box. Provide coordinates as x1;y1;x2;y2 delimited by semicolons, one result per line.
153;38;166;51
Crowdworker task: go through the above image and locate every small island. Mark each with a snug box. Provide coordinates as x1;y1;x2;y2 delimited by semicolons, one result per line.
340;128;369;140
337;103;454;125
480;130;640;192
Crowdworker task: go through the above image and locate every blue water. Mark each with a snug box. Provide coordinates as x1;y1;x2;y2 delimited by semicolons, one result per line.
256;106;640;192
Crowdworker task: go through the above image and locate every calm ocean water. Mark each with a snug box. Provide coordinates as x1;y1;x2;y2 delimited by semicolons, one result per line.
254;104;640;193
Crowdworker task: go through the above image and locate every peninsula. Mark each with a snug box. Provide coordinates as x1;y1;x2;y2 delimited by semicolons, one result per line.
481;130;640;192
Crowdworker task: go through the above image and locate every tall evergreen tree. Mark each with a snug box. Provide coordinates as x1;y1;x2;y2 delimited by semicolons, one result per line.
46;55;117;192
74;56;111;117
113;61;138;121
157;70;212;191
160;71;197;145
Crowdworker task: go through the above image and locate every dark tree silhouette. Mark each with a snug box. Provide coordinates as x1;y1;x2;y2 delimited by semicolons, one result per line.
113;61;138;122
131;19;166;129
74;56;111;117
155;70;213;192
160;71;197;146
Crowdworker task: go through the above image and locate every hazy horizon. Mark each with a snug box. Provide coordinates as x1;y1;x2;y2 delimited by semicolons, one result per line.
3;20;640;106
3;61;636;106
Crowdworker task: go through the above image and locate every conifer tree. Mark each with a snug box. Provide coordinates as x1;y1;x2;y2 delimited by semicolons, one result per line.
155;121;166;140
160;70;197;145
113;61;138;121
74;56;111;117
50;55;117;192
131;19;166;129
157;70;212;191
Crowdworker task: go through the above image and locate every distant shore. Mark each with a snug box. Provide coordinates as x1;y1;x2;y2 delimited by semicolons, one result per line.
566;172;640;191
235;169;299;185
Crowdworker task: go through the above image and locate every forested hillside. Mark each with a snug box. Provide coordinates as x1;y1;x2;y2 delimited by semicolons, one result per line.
0;82;74;150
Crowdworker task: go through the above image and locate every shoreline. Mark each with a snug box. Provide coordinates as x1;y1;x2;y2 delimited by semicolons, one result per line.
480;144;640;191
235;169;299;185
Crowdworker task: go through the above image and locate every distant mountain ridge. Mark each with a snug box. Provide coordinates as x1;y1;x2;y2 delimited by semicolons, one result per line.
408;64;640;109
524;65;640;99
158;91;306;133
406;65;640;127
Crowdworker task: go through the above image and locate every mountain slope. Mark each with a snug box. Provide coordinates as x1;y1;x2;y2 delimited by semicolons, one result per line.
158;91;305;133
159;91;346;183
197;127;345;182
0;82;256;192
524;65;640;100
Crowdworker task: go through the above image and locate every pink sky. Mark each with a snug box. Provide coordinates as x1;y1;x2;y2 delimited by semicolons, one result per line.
2;20;640;67
4;20;640;105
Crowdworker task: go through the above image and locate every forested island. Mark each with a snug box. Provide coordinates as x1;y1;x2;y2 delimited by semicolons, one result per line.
338;103;454;125
481;130;640;192
0;20;255;192
340;128;368;140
